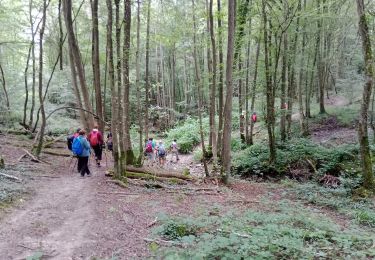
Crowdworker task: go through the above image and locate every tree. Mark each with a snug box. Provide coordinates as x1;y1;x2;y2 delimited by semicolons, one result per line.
0;62;9;110
90;0;103;132
34;0;48;158
221;0;236;184
356;0;375;190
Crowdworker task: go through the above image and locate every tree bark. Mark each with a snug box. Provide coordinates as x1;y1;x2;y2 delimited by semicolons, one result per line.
192;0;209;177
123;0;134;165
0;63;9;110
262;0;276;164
221;0;236;183
144;0;151;139
249;38;260;146
217;0;224;158
135;0;143;161
34;0;48;158
90;0;103;131
29;0;37;127
356;0;375;190
106;0;120;177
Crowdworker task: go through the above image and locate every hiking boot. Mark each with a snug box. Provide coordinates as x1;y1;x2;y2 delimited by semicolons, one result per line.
80;175;85;178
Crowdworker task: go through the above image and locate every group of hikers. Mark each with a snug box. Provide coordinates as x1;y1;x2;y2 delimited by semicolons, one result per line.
144;138;179;166
67;126;179;177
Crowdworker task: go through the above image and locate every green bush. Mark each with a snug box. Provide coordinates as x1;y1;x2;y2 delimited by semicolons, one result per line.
165;118;209;154
232;138;359;178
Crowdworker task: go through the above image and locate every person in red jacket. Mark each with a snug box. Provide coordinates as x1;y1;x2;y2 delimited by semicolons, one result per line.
88;125;104;166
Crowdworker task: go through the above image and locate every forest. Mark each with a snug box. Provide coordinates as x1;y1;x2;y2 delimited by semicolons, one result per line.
0;0;375;259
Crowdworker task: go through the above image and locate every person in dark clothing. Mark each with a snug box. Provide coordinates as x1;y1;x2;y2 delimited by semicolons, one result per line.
88;125;104;166
76;129;91;177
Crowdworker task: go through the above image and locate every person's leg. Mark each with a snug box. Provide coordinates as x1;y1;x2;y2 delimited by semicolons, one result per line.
77;157;83;173
97;145;103;161
84;157;91;176
78;157;86;176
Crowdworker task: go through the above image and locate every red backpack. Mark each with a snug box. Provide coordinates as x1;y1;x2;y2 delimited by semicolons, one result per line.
145;141;153;153
251;113;257;123
90;131;99;146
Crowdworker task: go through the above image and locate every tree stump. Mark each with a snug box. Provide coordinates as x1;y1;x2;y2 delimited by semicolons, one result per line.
0;156;4;169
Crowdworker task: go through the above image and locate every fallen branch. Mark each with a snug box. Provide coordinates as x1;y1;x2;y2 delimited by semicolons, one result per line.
126;171;188;185
42;149;71;157
0;172;21;182
97;191;140;196
43;134;65;148
22;149;41;163
147;217;158;228
216;229;251;238
126;166;194;181
144;238;186;248
165;190;221;196
230;199;260;204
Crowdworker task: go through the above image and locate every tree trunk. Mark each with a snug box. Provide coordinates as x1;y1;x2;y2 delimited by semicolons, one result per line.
244;18;252;144
34;0;48;158
58;0;63;70
135;0;143;162
144;0;151;139
317;0;326;114
0;63;9;110
356;0;375;190
221;0;236;183
115;0;125;174
262;0;276;164
192;0;209;177
123;0;134;165
280;31;287;142
29;0;37;127
217;0;224;158
106;0;120;177
63;0;95;128
90;0;103;131
249;39;260;146
209;0;217;164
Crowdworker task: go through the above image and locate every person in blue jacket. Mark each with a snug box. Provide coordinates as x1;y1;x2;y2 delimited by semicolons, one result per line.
76;129;92;177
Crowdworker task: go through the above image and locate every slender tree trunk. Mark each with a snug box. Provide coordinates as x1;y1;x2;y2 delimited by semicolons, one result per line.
135;0;143;162
317;0;326;114
249;39;260;146
356;0;375;190
63;0;95;128
280;31;287;142
35;0;48;158
115;0;125;173
144;0;151;139
217;0;224;158
0;63;9;110
106;0;120;177
221;0;236;183
192;0;209;177
244;19;252;144
90;0;103;131
29;0;37;127
298;0;309;136
123;0;134;165
58;0;63;70
262;0;276;164
209;0;217;164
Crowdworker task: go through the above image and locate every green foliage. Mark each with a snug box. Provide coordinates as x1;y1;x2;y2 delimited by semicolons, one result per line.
26;252;43;260
288;180;375;227
152;203;375;259
232;138;359;178
165;118;209;154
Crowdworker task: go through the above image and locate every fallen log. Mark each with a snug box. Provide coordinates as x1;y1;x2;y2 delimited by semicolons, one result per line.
125;171;188;185
0;172;21;182
106;179;128;188
42;149;71;157
126;166;194;181
22;149;41;163
43;134;65;148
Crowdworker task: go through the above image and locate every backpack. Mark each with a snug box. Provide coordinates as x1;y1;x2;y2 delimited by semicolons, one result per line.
89;131;99;146
67;135;75;151
107;135;113;151
145;141;153;153
72;137;84;156
251;113;257;123
158;146;166;156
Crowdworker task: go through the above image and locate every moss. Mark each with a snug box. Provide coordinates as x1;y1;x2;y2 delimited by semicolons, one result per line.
125;149;135;165
353;187;375;199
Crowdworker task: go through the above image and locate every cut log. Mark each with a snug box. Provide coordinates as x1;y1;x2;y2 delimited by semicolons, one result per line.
126;166;194;181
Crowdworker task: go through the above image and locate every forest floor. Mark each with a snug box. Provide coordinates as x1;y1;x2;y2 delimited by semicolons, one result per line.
0;95;373;259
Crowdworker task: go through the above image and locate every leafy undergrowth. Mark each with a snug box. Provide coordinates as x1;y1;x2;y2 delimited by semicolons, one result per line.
283;179;375;228
232;138;360;179
150;201;375;259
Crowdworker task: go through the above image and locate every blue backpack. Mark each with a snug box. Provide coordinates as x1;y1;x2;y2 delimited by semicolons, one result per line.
72;137;83;156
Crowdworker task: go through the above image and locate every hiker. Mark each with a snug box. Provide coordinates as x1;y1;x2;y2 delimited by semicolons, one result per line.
72;129;91;177
158;141;167;166
145;138;154;162
170;139;179;162
107;132;113;151
88;125;104;166
251;112;257;123
67;128;81;151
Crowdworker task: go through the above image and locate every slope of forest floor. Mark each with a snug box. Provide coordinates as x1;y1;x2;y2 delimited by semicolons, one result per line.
0;131;374;259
